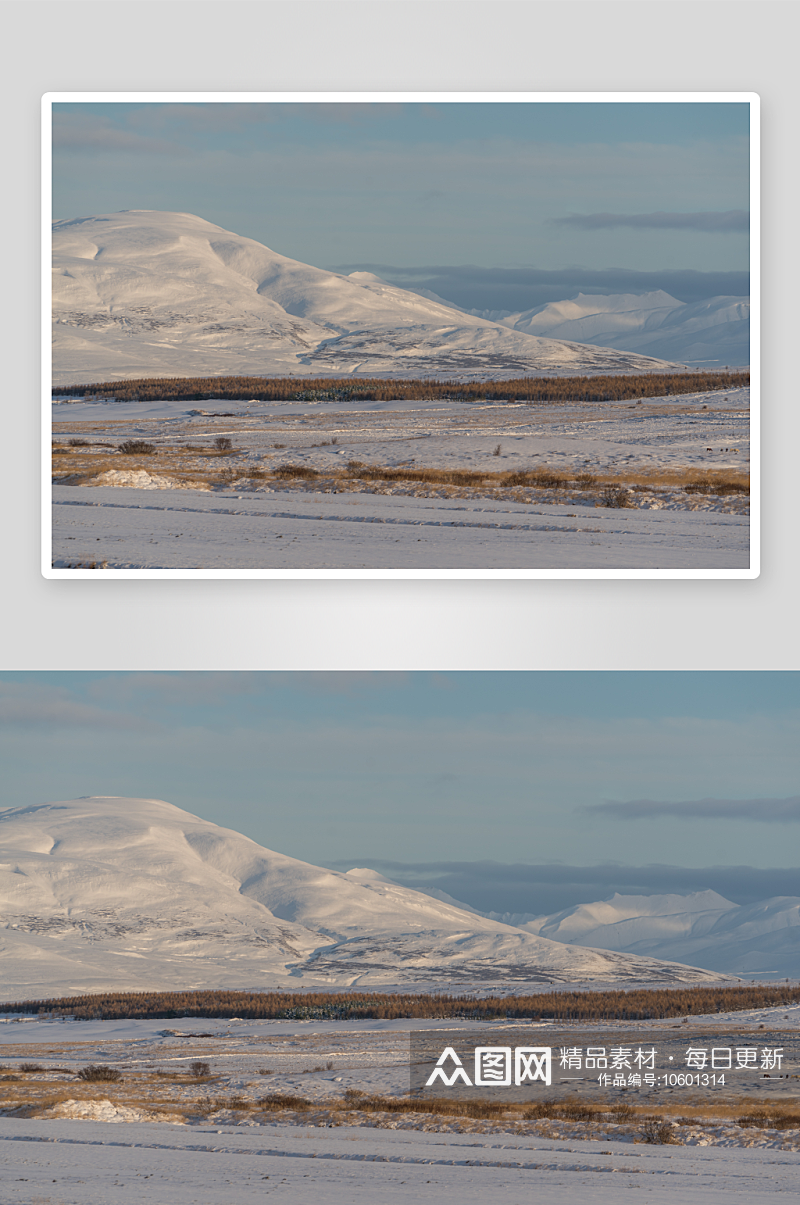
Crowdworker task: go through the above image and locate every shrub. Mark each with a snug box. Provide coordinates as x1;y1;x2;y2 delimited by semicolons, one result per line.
118;440;155;455
76;1064;121;1082
610;1102;635;1121
67;438;90;447
19;1063;43;1073
190;1061;210;1079
684;478;749;496
274;464;319;479
599;485;632;508
639;1116;677;1143
737;1112;800;1131
258;1094;312;1111
214;437;233;451
522;1097;600;1122
574;472;597;488
529;470;567;489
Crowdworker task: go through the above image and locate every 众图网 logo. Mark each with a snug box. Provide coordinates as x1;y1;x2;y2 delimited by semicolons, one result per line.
425;1046;551;1088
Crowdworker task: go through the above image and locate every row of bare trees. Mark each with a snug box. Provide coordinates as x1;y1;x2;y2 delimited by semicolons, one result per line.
53;371;749;406
3;981;794;1022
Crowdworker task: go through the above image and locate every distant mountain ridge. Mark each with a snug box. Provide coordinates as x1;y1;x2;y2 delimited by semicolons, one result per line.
52;211;683;384
459;291;750;368
467;890;799;979
0;797;725;1000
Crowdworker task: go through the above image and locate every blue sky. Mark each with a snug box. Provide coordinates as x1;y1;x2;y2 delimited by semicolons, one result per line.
51;100;751;310
1;672;794;913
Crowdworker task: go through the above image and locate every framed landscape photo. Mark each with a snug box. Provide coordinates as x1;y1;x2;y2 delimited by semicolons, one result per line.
43;92;758;578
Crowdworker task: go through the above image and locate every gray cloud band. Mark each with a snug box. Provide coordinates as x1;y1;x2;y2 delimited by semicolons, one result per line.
328;263;750;310
552;210;749;233
590;796;800;821
326;861;799;912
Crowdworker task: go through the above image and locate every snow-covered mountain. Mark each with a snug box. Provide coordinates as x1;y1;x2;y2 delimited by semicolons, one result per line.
487;892;799;979
465;291;749;369
51;212;682;385
0;798;724;1001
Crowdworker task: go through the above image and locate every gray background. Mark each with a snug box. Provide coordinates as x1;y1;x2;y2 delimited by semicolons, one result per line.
3;1;793;670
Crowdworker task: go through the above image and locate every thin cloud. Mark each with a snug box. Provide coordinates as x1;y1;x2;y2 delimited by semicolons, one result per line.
553;210;749;233
133;101;407;133
0;682;149;730
85;672;263;708
590;796;800;822
53;114;183;156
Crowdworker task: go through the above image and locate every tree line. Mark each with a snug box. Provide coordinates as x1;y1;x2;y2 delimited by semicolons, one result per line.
2;982;795;1022
52;371;749;406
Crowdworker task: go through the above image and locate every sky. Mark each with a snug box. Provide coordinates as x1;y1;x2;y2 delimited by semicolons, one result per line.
1;671;795;915
51;99;751;312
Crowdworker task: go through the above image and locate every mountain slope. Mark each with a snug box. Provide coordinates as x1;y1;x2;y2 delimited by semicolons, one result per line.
52;212;682;384
495;892;800;978
475;291;749;368
0;798;724;1000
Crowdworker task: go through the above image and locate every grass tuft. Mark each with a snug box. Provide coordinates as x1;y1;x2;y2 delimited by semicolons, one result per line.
273;464;319;479
76;1065;122;1082
258;1093;313;1112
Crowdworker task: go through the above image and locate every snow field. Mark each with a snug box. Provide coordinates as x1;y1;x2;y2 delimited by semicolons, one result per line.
4;1117;797;1205
1;1011;798;1204
50;391;750;571
52;389;750;483
51;486;749;571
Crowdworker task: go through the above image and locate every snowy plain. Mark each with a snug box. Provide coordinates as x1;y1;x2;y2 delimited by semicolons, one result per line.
4;1114;797;1205
50;389;751;574
1;1009;799;1204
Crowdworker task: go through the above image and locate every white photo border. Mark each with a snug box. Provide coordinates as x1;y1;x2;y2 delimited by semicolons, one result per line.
42;91;759;581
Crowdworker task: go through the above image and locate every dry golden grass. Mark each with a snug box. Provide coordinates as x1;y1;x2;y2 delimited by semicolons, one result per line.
52;441;749;503
3;1073;799;1138
247;461;749;497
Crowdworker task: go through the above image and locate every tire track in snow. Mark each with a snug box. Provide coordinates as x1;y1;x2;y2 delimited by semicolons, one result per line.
53;497;612;536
